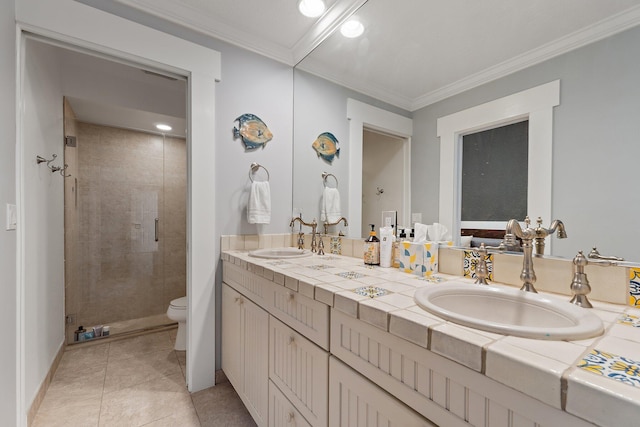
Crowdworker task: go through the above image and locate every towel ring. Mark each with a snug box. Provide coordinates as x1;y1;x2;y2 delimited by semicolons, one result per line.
249;162;270;182
322;172;338;188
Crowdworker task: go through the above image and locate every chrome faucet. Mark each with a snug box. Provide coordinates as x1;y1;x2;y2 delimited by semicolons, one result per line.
323;217;348;234
533;217;567;255
505;216;567;293
290;216;318;253
504;217;539;292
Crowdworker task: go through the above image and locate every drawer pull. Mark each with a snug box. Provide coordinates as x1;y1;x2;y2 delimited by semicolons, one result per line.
286;412;294;423
235;297;244;305
286;292;295;301
288;336;295;345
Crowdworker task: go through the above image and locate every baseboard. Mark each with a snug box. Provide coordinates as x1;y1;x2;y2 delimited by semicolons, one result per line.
27;341;65;426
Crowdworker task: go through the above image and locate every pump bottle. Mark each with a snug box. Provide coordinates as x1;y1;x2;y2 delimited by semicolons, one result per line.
363;224;380;265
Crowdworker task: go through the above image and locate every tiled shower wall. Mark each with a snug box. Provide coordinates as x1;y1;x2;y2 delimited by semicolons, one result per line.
65;117;186;342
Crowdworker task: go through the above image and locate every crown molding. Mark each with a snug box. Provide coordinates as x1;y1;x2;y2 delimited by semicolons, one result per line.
410;5;640;111
296;63;414;111
113;0;296;64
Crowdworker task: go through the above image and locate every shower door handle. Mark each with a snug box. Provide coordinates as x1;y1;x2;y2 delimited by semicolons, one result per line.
155;218;159;242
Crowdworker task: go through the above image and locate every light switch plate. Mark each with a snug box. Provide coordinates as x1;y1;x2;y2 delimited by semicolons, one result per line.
6;204;17;230
411;212;422;224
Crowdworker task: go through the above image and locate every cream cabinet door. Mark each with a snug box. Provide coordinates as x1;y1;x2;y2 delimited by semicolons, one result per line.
329;357;436;427
222;283;269;427
269;316;328;427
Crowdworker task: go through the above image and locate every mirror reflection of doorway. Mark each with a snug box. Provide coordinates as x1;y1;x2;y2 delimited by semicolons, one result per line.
361;129;407;237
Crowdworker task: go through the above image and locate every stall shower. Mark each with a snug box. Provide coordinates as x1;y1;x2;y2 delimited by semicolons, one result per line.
64;100;186;344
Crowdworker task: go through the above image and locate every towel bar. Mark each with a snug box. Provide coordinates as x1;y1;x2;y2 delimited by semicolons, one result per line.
322;172;338;188
249;162;270;182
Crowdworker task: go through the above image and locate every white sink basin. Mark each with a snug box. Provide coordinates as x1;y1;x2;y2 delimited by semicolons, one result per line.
413;282;604;340
248;247;312;259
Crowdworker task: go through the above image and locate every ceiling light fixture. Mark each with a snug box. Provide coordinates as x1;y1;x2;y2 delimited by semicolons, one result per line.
156;124;172;132
340;19;364;38
298;0;325;18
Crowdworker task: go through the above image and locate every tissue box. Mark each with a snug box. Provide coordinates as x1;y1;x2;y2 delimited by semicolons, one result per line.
398;241;440;277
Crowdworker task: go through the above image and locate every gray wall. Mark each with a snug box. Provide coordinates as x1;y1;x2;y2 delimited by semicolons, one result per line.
411;25;640;260
292;70;410;227
0;0;17;424
22;37;66;413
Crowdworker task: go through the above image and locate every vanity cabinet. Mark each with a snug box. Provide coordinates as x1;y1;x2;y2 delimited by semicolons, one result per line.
223;251;617;427
223;262;329;427
221;283;269;427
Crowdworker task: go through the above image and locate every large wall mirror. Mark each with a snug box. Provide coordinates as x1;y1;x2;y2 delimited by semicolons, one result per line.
292;0;640;263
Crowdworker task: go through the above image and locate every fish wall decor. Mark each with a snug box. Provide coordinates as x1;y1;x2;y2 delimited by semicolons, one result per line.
312;132;340;163
233;113;273;149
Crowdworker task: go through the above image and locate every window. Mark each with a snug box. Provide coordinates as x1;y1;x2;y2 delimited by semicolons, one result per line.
437;81;559;245
461;120;528;227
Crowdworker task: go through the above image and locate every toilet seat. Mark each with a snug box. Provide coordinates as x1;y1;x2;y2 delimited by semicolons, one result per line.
169;296;187;310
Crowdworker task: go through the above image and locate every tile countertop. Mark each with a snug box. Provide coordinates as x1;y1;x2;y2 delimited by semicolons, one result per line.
221;250;640;426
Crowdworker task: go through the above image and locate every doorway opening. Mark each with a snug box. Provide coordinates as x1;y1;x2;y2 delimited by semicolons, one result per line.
361;129;407;236
28;38;188;345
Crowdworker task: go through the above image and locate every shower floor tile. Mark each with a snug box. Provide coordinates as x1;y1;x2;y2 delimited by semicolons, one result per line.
32;329;255;427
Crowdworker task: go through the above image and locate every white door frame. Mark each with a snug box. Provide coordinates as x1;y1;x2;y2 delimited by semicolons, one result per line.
15;2;220;423
346;99;413;237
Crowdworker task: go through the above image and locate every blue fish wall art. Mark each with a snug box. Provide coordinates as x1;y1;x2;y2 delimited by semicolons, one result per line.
233;113;273;149
312;132;340;163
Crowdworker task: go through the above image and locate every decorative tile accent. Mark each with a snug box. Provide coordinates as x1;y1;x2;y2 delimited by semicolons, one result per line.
308;264;334;270
338;271;365;280
578;349;640;388
329;236;342;255
415;275;445;283
629;268;640;307
618;313;640;328
463;250;493;281
353;286;388;298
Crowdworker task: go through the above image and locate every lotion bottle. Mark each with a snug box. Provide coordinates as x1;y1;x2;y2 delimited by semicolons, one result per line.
363;224;380;266
380;225;393;267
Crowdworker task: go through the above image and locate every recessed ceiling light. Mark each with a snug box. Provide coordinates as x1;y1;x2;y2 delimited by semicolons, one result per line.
340;19;364;38
156;124;172;131
298;0;325;18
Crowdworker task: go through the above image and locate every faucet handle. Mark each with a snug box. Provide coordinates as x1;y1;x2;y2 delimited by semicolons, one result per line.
474;244;490;285
569;251;593;308
588;247;624;262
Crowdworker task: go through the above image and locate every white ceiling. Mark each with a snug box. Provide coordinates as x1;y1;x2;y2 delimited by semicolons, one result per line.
95;0;640;111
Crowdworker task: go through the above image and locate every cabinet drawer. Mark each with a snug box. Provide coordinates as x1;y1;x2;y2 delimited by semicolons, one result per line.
269;282;330;350
329;356;435;427
269;380;312;427
269;317;328;427
223;261;271;308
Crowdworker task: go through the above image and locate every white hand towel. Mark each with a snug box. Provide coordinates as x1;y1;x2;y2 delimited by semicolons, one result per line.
247;181;271;224
321;187;341;223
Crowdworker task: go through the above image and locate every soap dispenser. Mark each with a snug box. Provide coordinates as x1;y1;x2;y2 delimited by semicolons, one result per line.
364;224;380;266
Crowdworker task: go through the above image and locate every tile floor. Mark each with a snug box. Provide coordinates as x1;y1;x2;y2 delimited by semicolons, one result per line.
33;329;256;426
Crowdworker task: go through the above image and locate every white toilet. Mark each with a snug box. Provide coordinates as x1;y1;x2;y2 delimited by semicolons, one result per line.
167;296;187;351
